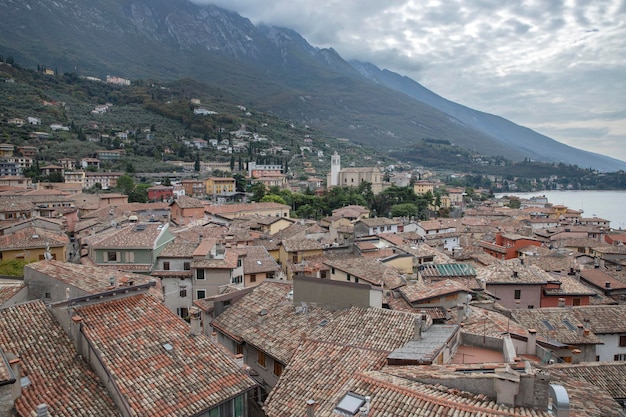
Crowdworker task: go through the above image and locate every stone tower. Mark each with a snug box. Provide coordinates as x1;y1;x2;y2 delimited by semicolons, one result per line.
330;151;341;186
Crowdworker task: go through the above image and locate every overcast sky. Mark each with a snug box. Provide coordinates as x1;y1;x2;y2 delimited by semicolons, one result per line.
194;0;626;163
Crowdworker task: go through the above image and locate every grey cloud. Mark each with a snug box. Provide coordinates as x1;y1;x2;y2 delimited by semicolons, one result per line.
188;0;625;162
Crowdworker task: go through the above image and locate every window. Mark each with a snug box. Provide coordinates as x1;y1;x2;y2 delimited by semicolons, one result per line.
354;277;359;283
237;258;243;267
614;354;626;361
196;289;206;300
177;307;189;319
44;292;51;299
528;305;534;309
292;255;298;263
257;350;266;367
346;274;351;282
163;261;170;271
250;274;257;283
232;276;242;284
183;262;191;271
619;335;626;347
320;270;327;279
573;298;581;306
107;251;118;262
331;267;335;274
179;287;187;297
196;269;205;280
236;344;243;355
274;361;284;377
514;289;521;300
124;252;134;262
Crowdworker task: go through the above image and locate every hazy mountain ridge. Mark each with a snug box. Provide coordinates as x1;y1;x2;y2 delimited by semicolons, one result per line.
1;0;624;171
350;60;622;170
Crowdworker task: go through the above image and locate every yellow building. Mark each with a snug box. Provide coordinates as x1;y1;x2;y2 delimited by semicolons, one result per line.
278;237;324;279
205;177;236;196
0;228;68;262
413;180;435;195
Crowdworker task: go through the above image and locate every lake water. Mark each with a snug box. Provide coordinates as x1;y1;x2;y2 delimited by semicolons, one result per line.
495;190;626;230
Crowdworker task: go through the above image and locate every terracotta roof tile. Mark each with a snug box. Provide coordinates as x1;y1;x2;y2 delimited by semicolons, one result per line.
478;260;551;285
512;308;603;345
75;293;256;416
323;256;405;289
0;301;118;416
25;260;151;293
0;280;26;305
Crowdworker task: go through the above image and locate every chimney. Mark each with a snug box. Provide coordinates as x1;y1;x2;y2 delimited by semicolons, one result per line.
583;318;590;329
577;324;584;337
211;332;218;344
527;329;537;355
413;316;422;340
512;271;518;278
605;281;611;289
109;276;116;287
36;404;49;417
306;399;316;417
234;353;244;368
456;304;465;324
189;307;202;336
8;355;22;401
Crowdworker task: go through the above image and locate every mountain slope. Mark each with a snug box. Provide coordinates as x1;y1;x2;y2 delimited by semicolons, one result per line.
350;61;625;170
1;0;624;171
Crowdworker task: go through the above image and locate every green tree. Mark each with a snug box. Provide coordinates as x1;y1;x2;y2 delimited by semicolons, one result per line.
0;259;31;276
390;203;419;218
47;172;65;183
194;152;200;172
248;183;266;202
233;173;247;192
129;184;149;203
260;194;287;205
116;174;135;195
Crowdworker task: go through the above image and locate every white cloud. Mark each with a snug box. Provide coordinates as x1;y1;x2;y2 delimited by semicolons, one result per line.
193;0;626;162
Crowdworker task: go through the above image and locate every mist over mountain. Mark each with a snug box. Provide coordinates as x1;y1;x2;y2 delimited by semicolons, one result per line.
1;0;624;171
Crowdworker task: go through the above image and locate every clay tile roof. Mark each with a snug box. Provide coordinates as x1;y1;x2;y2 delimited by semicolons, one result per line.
580;269;626;290
537;364;625;416
345;369;553;417
399;279;471;304
512;308;603;345
281;236;324;252
25;260;151;293
358;217;399;227
477;261;551;284
543;275;597;296
0;301;118;416
211;281;293;343
547;361;626;401
74;294;256;416
232;245;280;274
192;249;239;269
323;256;405;289
88;222;170;249
205;202;289;215
171;195;205;208
566;305;626;334
264;340;390;417
158;236;199;258
0;280;25;305
0;227;69;249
